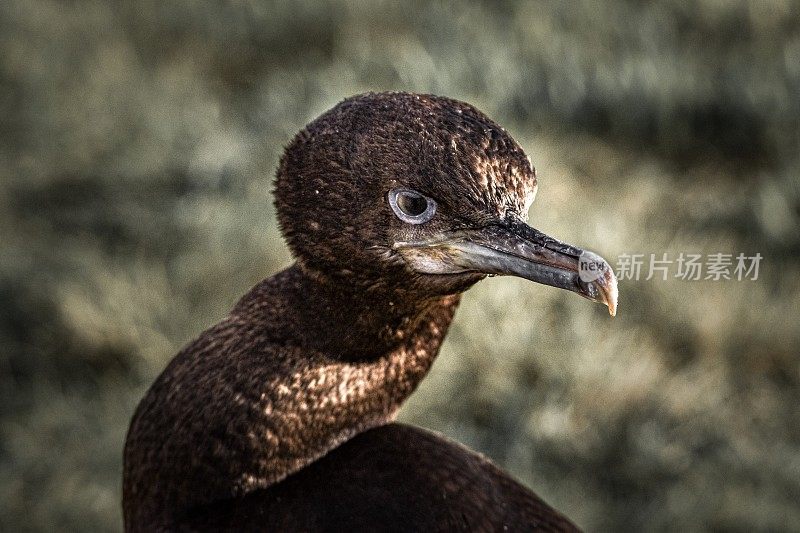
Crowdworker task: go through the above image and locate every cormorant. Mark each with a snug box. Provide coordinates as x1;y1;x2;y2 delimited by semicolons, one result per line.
123;92;618;532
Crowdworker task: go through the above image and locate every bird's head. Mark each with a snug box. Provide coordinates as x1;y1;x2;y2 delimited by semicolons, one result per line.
275;92;617;315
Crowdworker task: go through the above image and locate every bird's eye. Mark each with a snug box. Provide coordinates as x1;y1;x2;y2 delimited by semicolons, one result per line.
388;188;437;224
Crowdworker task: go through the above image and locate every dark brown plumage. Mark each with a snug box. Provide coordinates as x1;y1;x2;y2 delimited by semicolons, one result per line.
123;92;617;532
181;424;575;532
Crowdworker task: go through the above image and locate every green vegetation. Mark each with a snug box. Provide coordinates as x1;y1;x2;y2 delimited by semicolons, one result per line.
1;1;798;530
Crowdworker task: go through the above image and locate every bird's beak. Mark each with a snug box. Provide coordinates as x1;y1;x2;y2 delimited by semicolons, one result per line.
395;218;618;316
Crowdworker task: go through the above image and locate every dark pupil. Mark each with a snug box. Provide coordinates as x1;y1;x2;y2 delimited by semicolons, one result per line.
397;192;428;216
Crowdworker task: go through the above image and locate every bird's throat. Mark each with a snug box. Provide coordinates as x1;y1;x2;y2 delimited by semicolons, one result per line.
255;264;460;359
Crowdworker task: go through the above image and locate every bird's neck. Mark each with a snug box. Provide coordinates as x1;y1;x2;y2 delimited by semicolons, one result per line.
125;264;461;527
225;264;463;492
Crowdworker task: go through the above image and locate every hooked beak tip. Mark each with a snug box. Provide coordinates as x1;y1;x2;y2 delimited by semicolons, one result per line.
577;251;618;317
603;273;618;317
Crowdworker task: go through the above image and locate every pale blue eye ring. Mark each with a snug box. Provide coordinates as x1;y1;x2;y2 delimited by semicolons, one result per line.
388;188;437;224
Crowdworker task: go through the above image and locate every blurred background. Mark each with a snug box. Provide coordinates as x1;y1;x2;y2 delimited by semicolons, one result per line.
1;0;799;531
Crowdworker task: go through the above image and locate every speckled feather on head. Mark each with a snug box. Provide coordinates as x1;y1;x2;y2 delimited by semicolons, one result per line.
276;93;537;290
123;92;615;531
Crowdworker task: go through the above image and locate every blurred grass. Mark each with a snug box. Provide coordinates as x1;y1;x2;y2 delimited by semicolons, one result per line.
1;0;799;531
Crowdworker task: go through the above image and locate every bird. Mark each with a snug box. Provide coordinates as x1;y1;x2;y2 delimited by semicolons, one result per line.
122;92;618;532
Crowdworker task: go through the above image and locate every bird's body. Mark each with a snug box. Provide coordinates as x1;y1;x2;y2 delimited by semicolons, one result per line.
123;93;617;532
181;423;575;532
